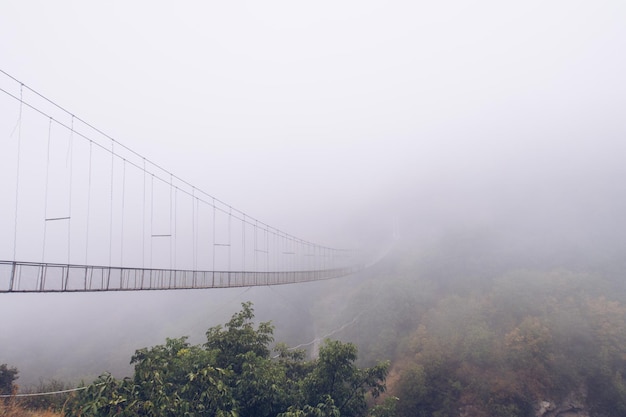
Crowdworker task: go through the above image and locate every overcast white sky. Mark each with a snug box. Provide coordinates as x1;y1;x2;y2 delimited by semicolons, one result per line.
2;1;626;246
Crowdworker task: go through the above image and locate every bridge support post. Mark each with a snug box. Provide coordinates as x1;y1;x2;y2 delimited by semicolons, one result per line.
9;261;16;292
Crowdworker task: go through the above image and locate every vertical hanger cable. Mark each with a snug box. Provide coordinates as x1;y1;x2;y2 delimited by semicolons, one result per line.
108;142;114;267
67;116;74;266
42;118;52;263
85;140;93;265
142;158;146;268
120;159;126;267
12;84;23;262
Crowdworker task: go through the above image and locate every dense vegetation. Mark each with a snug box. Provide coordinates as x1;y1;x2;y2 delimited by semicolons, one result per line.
332;238;626;416
390;271;626;416
5;231;626;417
63;302;388;417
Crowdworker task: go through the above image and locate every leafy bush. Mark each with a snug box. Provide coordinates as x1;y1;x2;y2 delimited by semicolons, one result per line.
66;302;388;417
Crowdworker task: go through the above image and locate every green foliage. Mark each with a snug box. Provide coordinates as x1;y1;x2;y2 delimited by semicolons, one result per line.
367;396;398;417
66;373;135;417
66;302;388;417
279;396;340;417
205;301;274;373
304;340;389;417
129;337;235;416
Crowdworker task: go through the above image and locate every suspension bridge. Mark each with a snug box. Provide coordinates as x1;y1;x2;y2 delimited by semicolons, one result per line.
0;70;365;293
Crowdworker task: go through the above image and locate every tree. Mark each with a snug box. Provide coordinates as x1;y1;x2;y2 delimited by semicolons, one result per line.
395;363;460;417
67;373;136;417
304;340;388;417
204;301;287;417
279;395;340;417
129;337;235;416
67;302;389;417
204;301;274;374
0;364;18;395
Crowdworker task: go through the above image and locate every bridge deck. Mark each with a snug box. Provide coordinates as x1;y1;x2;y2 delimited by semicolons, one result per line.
0;261;362;293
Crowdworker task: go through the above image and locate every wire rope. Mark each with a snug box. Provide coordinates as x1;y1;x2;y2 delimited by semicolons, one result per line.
0;71;345;252
212;197;216;273
42;117;52;263
142;158;146;268
11;84;23;262
108;142;114;267
274;228;279;273
169;173;173;270
174;186;178;270
270;311;364;358
150;174;154;269
228;206;232;271
0;69;361;281
85;141;93;265
0;384;99;398
67;116;74;266
192;187;197;272
254;220;258;283
120;159;126;267
265;226;269;272
242;214;246;271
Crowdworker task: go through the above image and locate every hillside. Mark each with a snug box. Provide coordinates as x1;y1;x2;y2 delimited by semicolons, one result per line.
325;233;626;417
4;224;626;416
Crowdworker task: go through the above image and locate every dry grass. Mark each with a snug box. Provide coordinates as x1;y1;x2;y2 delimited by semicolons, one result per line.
0;399;62;417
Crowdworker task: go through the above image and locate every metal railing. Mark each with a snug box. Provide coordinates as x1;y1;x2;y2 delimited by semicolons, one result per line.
0;260;364;293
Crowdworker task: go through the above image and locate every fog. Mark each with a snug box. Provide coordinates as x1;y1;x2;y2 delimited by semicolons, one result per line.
1;1;626;389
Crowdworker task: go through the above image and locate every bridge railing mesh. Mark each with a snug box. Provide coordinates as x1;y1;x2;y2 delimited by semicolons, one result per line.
0;261;363;293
